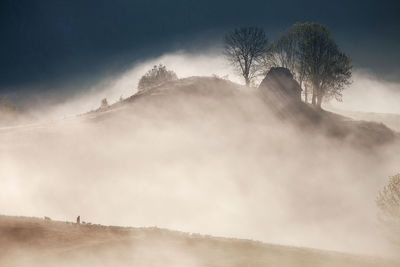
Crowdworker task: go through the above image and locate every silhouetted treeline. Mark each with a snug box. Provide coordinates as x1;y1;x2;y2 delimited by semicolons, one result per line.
224;23;352;108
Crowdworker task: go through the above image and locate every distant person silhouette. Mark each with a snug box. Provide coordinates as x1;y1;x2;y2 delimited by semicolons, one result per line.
76;216;80;224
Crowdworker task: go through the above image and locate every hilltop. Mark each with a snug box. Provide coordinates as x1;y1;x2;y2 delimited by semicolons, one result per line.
88;76;398;149
1;215;398;267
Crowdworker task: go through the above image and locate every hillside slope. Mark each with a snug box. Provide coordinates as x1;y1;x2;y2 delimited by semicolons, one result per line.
1;215;398;267
328;108;400;132
2;77;400;265
90;76;398;148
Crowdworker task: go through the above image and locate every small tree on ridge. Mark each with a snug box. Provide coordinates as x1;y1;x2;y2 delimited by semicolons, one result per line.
138;64;178;92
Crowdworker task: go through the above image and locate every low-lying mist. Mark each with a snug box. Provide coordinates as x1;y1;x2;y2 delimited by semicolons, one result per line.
1;73;399;259
18;51;400;122
22;51;237;120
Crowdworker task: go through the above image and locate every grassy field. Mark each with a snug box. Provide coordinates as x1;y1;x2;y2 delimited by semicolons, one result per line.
1;215;398;267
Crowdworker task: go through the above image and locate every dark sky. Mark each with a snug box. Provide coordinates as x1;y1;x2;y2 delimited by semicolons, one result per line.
1;0;400;101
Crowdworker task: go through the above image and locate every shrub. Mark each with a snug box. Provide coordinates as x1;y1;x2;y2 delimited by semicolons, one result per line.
137;64;177;92
100;98;109;109
377;173;400;245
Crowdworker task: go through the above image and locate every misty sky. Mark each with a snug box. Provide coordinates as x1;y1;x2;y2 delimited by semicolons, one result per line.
1;0;400;108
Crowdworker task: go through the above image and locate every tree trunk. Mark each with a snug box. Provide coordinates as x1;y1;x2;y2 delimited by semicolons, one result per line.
316;94;323;109
312;92;316;105
245;76;250;87
304;84;308;103
311;80;318;106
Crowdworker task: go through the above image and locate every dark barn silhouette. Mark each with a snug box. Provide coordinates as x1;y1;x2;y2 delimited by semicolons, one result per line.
258;67;302;104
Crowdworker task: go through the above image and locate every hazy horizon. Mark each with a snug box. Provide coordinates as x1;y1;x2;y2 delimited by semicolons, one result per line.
2;50;399;123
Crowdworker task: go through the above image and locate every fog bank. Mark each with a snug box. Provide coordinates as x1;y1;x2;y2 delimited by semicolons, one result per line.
1;77;399;257
20;52;400;123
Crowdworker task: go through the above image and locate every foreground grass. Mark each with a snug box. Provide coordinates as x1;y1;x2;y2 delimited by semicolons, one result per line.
0;215;398;267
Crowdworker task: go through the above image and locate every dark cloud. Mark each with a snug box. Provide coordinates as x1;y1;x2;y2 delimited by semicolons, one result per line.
0;0;399;98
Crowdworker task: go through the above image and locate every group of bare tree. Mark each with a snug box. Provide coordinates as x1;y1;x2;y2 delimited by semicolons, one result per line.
224;27;269;87
224;23;352;108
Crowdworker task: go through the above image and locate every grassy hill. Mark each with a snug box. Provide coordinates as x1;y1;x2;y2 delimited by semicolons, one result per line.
88;76;398;149
328;108;400;132
2;77;400;266
1;215;398;267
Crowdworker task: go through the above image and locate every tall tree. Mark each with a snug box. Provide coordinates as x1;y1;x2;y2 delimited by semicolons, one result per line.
264;23;352;107
224;27;269;86
296;23;352;108
263;25;312;103
264;29;298;75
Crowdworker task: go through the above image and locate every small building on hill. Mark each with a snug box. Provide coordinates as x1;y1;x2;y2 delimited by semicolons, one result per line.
258;67;302;103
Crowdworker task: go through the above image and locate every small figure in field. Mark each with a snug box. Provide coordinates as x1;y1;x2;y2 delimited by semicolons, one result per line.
76;215;80;224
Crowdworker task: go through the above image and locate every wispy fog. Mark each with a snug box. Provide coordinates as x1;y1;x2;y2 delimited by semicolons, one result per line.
328;69;400;114
26;51;238;120
1;70;399;258
22;51;400;122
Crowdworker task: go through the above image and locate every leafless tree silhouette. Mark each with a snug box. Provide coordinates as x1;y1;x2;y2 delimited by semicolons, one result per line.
224;27;269;87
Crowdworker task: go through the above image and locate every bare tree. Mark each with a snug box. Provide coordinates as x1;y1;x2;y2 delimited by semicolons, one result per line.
263;26;311;102
377;173;400;245
224;27;269;86
100;98;108;109
264;23;352;107
264;30;298;75
377;174;400;222
296;23;352;108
